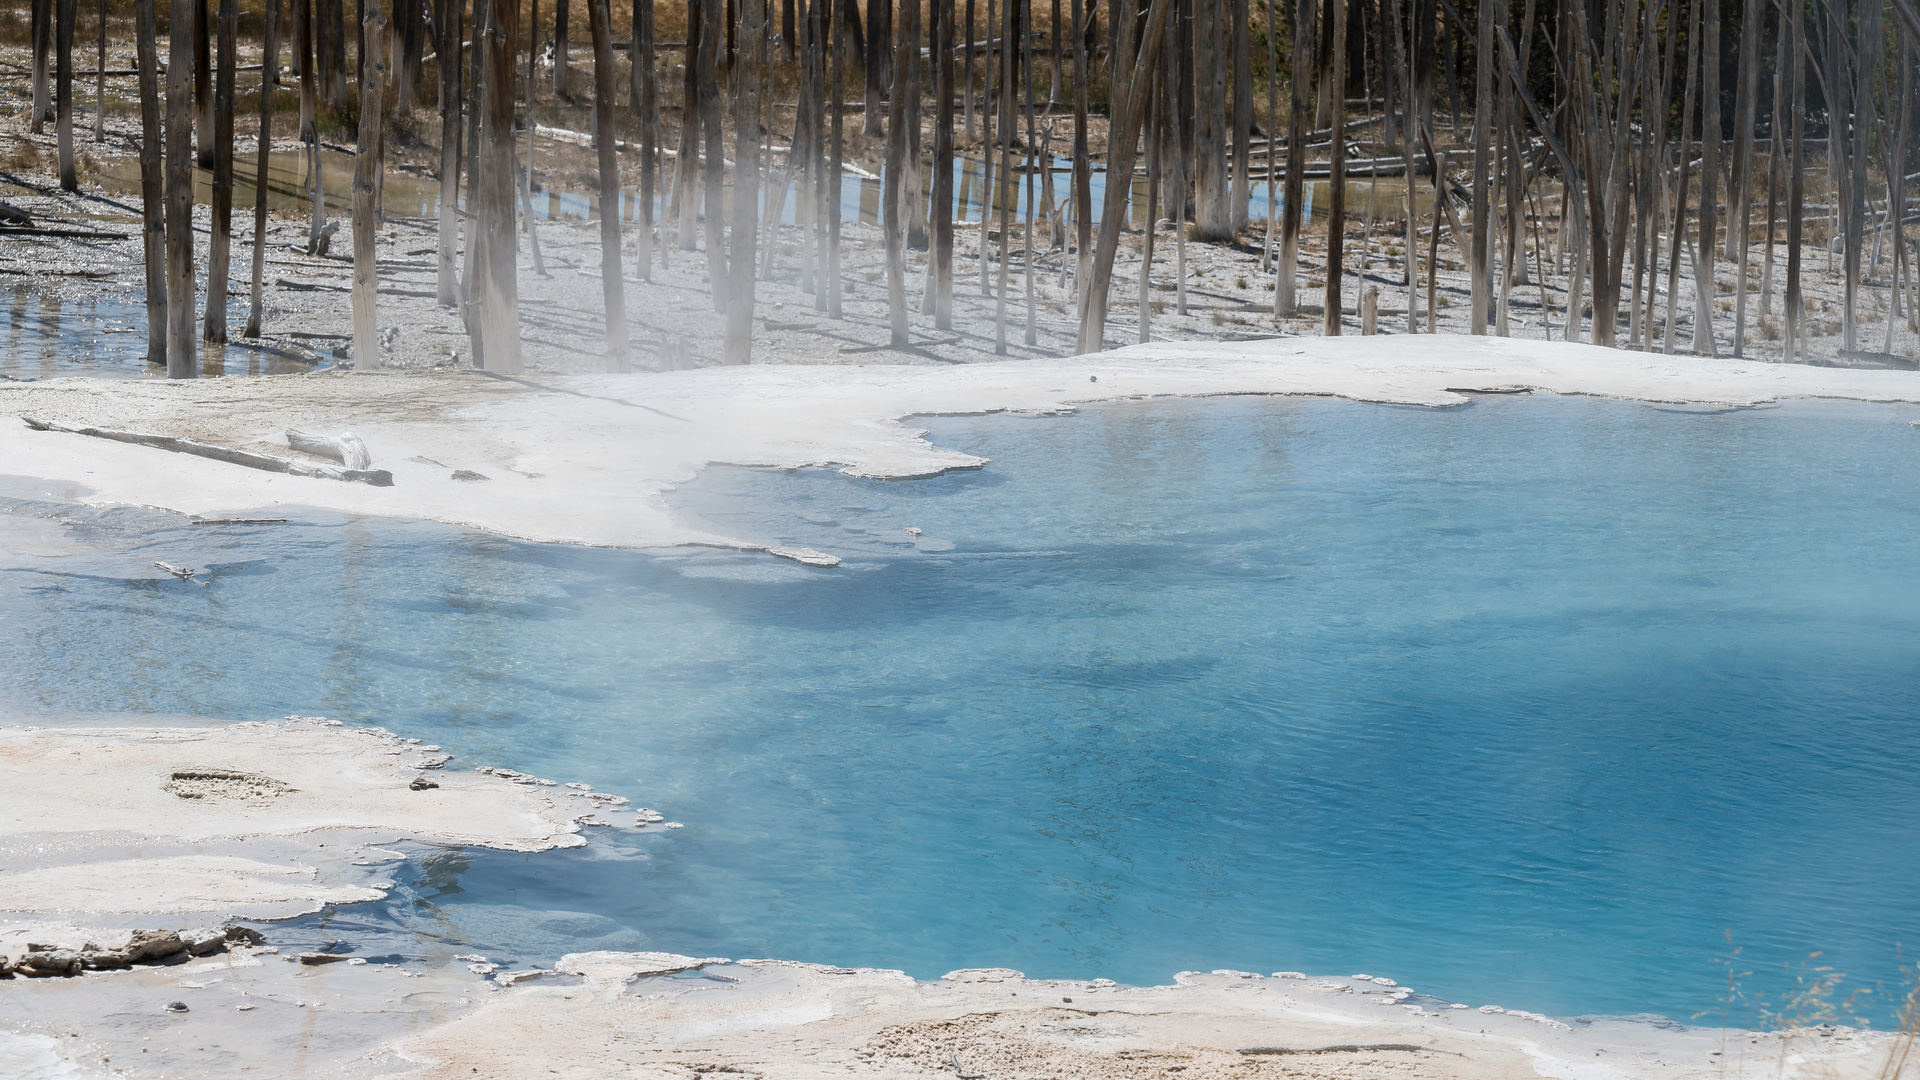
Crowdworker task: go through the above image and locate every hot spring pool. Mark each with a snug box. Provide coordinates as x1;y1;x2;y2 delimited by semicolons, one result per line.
4;393;1918;1024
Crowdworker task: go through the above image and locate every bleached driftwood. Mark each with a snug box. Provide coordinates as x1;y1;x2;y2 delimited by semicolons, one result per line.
285;428;373;469
20;415;394;486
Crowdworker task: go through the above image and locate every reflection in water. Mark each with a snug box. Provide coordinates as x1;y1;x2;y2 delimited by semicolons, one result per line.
0;283;326;381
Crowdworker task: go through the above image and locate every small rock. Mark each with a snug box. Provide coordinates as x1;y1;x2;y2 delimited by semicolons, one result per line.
236;1003;256;1011
768;547;841;567
165;1001;189;1013
81;950;133;970
16;951;81;977
663;822;684;829
409;776;439;790
1271;971;1307;979
125;930;185;964
903;527;923;536
184;929;228;956
224;926;266;946
450;470;489;482
347;958;369;966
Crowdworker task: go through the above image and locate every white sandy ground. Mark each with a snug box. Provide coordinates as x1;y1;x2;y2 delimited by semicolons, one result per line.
4;335;1920;554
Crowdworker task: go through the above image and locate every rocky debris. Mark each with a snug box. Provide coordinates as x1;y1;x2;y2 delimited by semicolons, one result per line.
184;928;229;956
299;952;350;966
81;950;133;970
163;769;296;802
224;925;267;947
635;808;666;825
165;1000;189;1013
409;775;440;790
124;929;186;963
450;469;489;482
14;950;83;977
768;546;841;567
1271;971;1307;979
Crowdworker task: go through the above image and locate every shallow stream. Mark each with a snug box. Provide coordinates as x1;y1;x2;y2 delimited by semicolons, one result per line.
4;394;1916;1023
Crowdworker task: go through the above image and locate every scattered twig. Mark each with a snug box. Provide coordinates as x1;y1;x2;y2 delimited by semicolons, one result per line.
21;415;394;486
153;561;209;586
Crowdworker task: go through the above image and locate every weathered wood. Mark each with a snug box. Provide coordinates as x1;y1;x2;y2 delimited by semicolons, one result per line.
825;0;844;318
885;0;913;347
206;0;236;343
700;0;727;308
286;427;373;468
32;0;52;132
589;0;630;369
22;415;395;486
933;0;955;330
353;0;387;369
246;0;279;338
634;0;656;280
135;0;167;368
1277;0;1307;318
1322;0;1344;336
166;0;197;378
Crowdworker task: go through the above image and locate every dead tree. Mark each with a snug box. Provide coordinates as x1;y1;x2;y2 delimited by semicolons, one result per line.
207;0;236;342
634;0;657;280
166;0;198;378
299;0;325;252
354;0;388;368
555;0;570;95
700;0;727;309
437;0;464;305
1230;0;1252;230
583;0;629;368
1072;0;1091;305
319;0;347;111
195;0;215;166
724;0;765;363
677;0;701;250
247;0;282;337
56;0;74;190
94;0;105;142
136;0;167;368
1784;0;1805;361
1278;0;1308;317
1323;0;1344;334
826;0;845;318
1730;0;1761;353
1193;0;1230;239
992;0;1014;352
1468;0;1492;333
475;0;522;371
32;0;52;132
1075;0;1175;352
886;0;915;347
934;0;956;329
864;0;889;135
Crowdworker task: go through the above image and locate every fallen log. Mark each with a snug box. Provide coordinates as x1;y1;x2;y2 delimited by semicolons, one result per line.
286;428;372;469
21;415;394;486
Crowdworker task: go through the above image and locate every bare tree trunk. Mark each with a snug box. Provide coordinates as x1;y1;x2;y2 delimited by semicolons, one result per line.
246;0;279;337
555;0;570;95
94;0;105;142
1468;0;1491;334
637;0;657;279
1693;0;1721;354
724;0;763;362
701;0;727;308
353;0;387;368
584;0;629;368
827;0;845;317
1322;0;1343;334
965;0;977;141
1278;0;1307;317
1730;0;1760;353
678;0;701;249
437;0;463;304
1784;0;1805;361
167;0;198;378
1193;0;1230;239
196;0;213;165
56;0;75;190
993;0;1014;351
887;0;915;346
1075;0;1174;352
1141;63;1160;341
1230;0;1251;231
136;0;168;368
207;0;235;342
1664;0;1700;356
1072;0;1091;305
1022;0;1037;345
908;0;928;253
866;0;888;135
935;0;956;328
32;0;52;132
475;0;522;370
981;0;998;293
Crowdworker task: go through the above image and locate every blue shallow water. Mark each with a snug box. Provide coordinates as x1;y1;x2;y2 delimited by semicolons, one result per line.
4;394;1919;1023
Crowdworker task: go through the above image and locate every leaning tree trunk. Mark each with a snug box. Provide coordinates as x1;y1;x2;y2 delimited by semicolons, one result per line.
166;0;198;378
1075;0;1175;352
353;0;387;368
136;0;168;368
207;0;236;342
588;0;629;368
248;0;281;337
723;0;764;363
475;0;522;371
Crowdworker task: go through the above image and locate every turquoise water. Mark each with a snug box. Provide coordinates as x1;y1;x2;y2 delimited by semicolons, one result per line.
4;394;1919;1023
